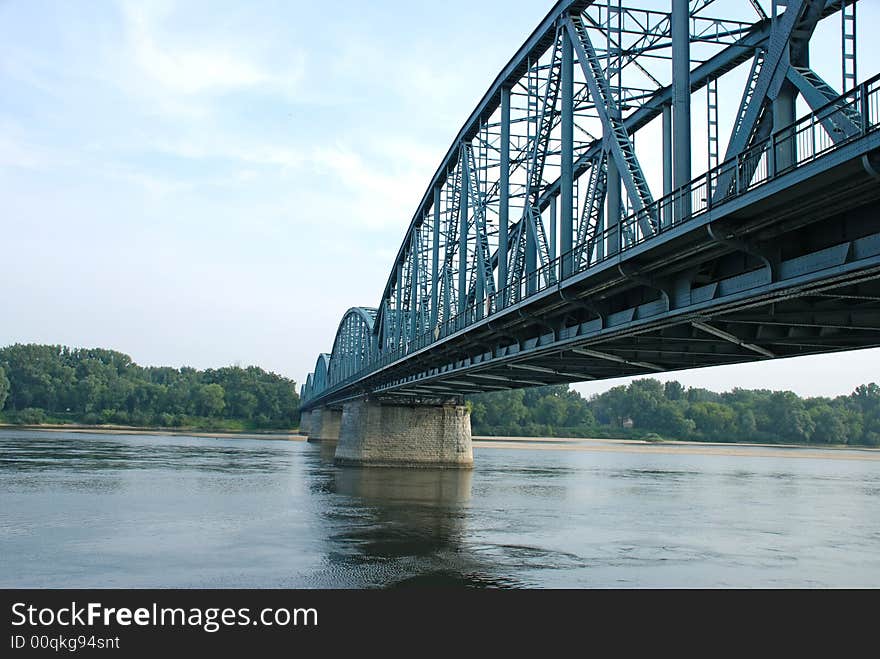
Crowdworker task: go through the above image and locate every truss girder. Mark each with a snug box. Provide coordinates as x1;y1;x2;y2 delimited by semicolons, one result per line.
301;0;872;407
575;152;607;267
565;14;656;236
463;144;496;308
438;156;463;324
328;308;377;388
786;66;862;139
714;0;838;202
506;28;562;297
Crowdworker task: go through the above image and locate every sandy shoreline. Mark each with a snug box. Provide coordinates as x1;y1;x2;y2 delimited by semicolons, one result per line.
2;423;879;460
472;437;880;460
0;423;307;442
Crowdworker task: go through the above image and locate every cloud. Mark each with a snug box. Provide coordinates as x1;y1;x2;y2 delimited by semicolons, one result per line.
311;143;434;231
119;1;305;101
0;124;69;170
148;136;306;170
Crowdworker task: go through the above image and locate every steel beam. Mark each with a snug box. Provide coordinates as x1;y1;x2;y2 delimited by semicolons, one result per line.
431;187;440;327
499;86;511;296
565;15;656;235
691;321;776;357
571;347;664;371
459;157;468;315
560;24;574;278
672;0;692;193
662;102;672;198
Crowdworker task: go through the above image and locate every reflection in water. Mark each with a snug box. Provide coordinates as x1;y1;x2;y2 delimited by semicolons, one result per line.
318;440;338;464
332;467;471;563
334;465;472;503
304;461;523;587
322;466;519;587
0;431;285;475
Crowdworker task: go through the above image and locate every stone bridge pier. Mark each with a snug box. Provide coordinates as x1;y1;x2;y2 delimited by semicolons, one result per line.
306;406;343;444
333;396;473;468
298;410;312;436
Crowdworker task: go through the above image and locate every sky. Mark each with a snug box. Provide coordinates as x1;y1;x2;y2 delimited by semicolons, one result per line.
2;0;878;399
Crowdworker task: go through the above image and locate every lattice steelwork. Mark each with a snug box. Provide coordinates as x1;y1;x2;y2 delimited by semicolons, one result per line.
328;308;378;388
303;0;874;405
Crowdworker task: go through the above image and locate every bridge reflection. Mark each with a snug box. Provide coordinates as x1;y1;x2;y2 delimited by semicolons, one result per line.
309;454;525;587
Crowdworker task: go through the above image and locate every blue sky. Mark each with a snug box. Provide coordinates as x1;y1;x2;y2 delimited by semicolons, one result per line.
2;0;878;398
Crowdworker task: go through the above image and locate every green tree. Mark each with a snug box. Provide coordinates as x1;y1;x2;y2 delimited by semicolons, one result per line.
850;383;880;445
769;391;815;443
688;401;736;440
664;380;685;401
0;344;301;429
592;385;631;427
625;379;666;429
652;401;695;439
536;395;568;427
809;404;848;444
196;384;226;417
474;389;527;428
735;409;757;439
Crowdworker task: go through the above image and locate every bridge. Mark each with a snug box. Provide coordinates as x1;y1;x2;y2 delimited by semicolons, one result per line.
299;0;880;468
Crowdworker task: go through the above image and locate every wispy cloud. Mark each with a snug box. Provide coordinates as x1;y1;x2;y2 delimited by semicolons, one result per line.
124;4;276;94
311;143;436;231
0;121;76;171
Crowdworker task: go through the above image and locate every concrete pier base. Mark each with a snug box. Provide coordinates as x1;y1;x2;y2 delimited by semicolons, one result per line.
307;406;342;444
334;397;473;468
298;410;312;436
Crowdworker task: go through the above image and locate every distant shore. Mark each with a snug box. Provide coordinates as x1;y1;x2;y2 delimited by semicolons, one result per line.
0;423;306;441
2;423;879;456
471;435;880;460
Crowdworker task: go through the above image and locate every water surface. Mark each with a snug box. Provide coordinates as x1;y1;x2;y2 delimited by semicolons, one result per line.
2;429;879;587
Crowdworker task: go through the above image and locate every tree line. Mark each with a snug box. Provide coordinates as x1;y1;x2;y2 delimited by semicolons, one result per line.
2;343;878;445
0;344;300;430
468;379;880;446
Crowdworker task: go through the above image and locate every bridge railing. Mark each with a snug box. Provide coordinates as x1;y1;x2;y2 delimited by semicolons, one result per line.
306;74;880;404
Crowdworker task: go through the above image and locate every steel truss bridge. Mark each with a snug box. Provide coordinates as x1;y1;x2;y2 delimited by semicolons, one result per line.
302;0;880;412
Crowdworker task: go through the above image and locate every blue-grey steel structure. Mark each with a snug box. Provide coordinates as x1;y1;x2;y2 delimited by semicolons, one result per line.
302;0;880;410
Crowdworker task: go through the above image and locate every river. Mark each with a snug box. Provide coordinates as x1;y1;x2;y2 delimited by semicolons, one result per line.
1;429;879;588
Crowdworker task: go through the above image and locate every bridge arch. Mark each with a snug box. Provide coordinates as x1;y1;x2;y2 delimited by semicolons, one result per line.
329;307;378;387
312;353;331;396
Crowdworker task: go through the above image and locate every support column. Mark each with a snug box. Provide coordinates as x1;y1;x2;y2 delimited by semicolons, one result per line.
335;397;473;468
606;153;620;254
672;0;691;218
526;220;537;294
458;166;468;315
773;83;797;172
662;102;673;227
308;406;342;444
560;25;574;278
409;232;419;341
772;0;798;174
299;410;311;436
499;87;511;297
430;187;440;328
395;265;403;345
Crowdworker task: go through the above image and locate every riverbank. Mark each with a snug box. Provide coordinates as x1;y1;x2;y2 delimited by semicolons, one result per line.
2;423;879;455
471;435;880;461
0;423;306;441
